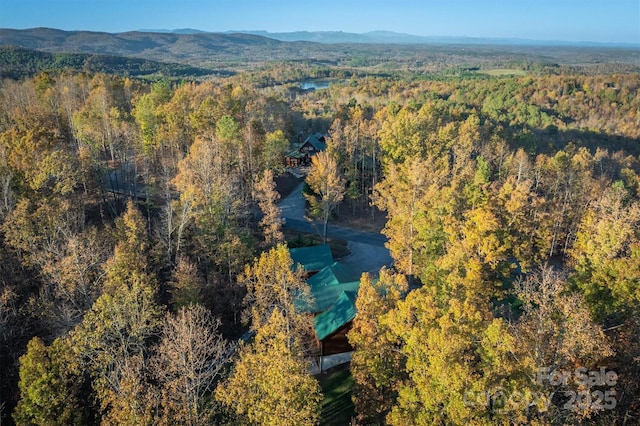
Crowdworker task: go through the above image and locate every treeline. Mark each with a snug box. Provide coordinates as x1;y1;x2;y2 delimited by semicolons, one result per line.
0;67;639;425
0;46;218;79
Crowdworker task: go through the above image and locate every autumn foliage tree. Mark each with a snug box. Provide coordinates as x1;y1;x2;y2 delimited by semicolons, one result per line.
305;151;345;244
373;155;451;282
348;270;407;424
167;255;207;309
569;182;640;319
254;169;284;246
69;202;164;424
215;309;322;426
239;244;313;352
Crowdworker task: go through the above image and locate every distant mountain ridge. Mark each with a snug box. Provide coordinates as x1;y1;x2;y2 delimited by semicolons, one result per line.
0;27;282;54
231;29;638;48
139;28;207;35
0;27;289;67
0;45;219;78
1;27;638;73
2;27;636;52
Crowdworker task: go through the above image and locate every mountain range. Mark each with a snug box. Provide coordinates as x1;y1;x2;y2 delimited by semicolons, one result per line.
228;30;638;48
0;28;294;68
3;27;636;51
134;28;639;48
1;27;638;74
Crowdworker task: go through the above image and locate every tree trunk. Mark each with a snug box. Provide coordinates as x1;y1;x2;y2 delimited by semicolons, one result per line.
322;218;328;245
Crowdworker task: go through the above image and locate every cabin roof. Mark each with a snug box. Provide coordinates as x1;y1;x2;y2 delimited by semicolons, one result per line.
311;279;360;313
289;245;334;273
314;290;358;341
304;262;360;313
307;262;360;288
303;134;327;152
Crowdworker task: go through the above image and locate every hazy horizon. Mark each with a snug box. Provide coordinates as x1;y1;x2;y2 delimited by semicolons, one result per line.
1;0;638;45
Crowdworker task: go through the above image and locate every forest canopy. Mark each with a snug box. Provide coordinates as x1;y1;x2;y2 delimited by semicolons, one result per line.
0;48;639;425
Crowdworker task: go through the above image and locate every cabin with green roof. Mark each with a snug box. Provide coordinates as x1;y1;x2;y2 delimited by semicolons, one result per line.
314;291;357;356
306;262;361;312
288;245;363;356
284;133;327;167
289;245;334;276
307;262;360;288
301;133;327;154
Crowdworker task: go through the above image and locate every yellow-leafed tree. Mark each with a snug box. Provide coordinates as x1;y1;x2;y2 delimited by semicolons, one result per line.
216;309;322;426
305;151;345;244
348;270;407;424
254;169;284;246
240;244;313;353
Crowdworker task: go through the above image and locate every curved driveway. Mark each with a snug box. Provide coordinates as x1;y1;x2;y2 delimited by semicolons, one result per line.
279;182;393;275
283;218;387;247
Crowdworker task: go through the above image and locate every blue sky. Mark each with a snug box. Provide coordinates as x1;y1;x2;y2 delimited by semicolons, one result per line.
1;0;638;44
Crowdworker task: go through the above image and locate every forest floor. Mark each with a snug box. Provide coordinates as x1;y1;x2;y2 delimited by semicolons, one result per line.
332;200;386;233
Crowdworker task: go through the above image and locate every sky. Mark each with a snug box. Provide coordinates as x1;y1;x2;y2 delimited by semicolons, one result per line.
1;0;639;44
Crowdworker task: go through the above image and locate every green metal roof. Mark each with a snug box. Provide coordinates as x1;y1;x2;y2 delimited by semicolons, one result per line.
307;262;360;288
305;262;361;312
304;134;327;152
309;279;360;313
314;291;358;341
289;262;360;313
289;245;333;273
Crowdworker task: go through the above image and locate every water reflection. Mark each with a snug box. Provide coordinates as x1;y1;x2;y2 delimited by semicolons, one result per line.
300;80;331;90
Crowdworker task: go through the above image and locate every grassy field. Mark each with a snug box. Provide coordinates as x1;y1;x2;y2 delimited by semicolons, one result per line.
480;68;528;77
318;364;356;425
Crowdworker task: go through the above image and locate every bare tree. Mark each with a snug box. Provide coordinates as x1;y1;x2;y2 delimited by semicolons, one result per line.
153;304;231;426
513;266;612;368
512;266;613;423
